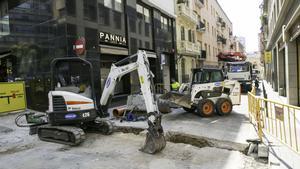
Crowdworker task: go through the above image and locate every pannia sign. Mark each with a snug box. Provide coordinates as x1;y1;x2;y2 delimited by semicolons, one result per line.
99;32;126;46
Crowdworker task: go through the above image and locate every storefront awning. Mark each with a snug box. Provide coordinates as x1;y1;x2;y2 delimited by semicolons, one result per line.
0;52;11;59
100;45;129;56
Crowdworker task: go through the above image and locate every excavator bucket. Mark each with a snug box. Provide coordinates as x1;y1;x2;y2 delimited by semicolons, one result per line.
159;91;193;108
140;115;166;154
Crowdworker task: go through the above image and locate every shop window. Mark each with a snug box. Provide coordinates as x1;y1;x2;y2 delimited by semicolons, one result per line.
139;40;142;48
66;0;76;16
98;4;110;26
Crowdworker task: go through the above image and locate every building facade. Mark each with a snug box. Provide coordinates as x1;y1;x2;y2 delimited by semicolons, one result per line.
0;0;176;111
261;0;300;105
195;0;233;68
175;0;201;83
232;36;246;53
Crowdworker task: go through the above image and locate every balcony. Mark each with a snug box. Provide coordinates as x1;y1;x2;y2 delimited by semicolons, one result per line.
217;17;223;26
176;4;198;24
217;35;227;45
196;21;206;33
177;40;201;55
195;0;204;8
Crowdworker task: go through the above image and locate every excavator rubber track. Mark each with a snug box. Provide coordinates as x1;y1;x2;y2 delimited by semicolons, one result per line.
37;125;86;146
85;118;114;135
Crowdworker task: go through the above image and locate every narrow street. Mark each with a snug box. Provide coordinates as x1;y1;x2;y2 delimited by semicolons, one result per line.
0;95;268;169
2;0;300;168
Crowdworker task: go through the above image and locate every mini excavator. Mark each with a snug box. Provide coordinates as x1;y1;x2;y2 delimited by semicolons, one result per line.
16;50;166;154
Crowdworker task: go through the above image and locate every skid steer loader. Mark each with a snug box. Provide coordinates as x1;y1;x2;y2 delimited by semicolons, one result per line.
160;68;241;117
16;50;165;154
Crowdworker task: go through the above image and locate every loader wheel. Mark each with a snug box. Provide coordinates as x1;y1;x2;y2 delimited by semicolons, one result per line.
215;98;232;116
183;107;196;113
197;99;214;117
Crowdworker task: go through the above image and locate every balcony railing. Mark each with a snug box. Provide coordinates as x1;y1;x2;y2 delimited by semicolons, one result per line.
177;4;198;24
177;40;201;55
217;35;227;45
195;0;204;8
196;21;206;32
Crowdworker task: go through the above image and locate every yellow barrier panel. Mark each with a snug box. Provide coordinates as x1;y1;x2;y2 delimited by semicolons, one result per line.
0;81;27;113
248;92;300;154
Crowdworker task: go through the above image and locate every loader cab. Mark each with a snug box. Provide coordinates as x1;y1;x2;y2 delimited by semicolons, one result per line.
192;68;224;85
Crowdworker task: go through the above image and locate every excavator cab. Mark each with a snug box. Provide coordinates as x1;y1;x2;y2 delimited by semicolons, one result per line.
47;57;98;125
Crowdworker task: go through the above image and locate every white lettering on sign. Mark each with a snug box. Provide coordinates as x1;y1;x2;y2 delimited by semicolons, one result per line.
99;32;127;45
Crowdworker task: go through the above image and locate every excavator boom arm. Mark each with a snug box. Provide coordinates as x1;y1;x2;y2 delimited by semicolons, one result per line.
99;50;165;154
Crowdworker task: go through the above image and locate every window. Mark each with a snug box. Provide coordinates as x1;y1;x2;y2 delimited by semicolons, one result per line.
104;0;113;8
207;22;209;32
129;19;136;33
210;71;223;82
193;71;202;83
114;11;122;29
181;26;185;40
201;71;210;83
84;0;97;21
103;0;123;12
160;15;168;30
145;41;150;49
66;0;76;16
130;38;137;54
188;29;192;42
85;27;97;50
145;23;150;36
137;4;150;23
138;20;142;34
191;31;195;43
114;0;122;12
98;3;110;25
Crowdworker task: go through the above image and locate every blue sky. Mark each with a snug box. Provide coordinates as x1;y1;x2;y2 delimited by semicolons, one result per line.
218;0;262;52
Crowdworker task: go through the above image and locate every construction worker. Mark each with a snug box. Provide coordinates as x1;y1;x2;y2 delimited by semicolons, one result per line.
171;78;180;91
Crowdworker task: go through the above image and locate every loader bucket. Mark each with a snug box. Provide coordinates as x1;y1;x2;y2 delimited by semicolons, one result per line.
140;115;166;154
159;92;193;109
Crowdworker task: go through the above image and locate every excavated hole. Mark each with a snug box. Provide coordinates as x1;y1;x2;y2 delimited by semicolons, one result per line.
115;126;249;154
166;132;214;148
114;126;144;135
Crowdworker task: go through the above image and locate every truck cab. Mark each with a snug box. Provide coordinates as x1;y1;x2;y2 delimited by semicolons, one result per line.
226;61;252;92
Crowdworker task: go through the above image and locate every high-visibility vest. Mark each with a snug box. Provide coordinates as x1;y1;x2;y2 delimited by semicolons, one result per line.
171;82;180;90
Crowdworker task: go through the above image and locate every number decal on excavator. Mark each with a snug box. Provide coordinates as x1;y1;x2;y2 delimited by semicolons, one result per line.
82;112;90;118
139;76;144;84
